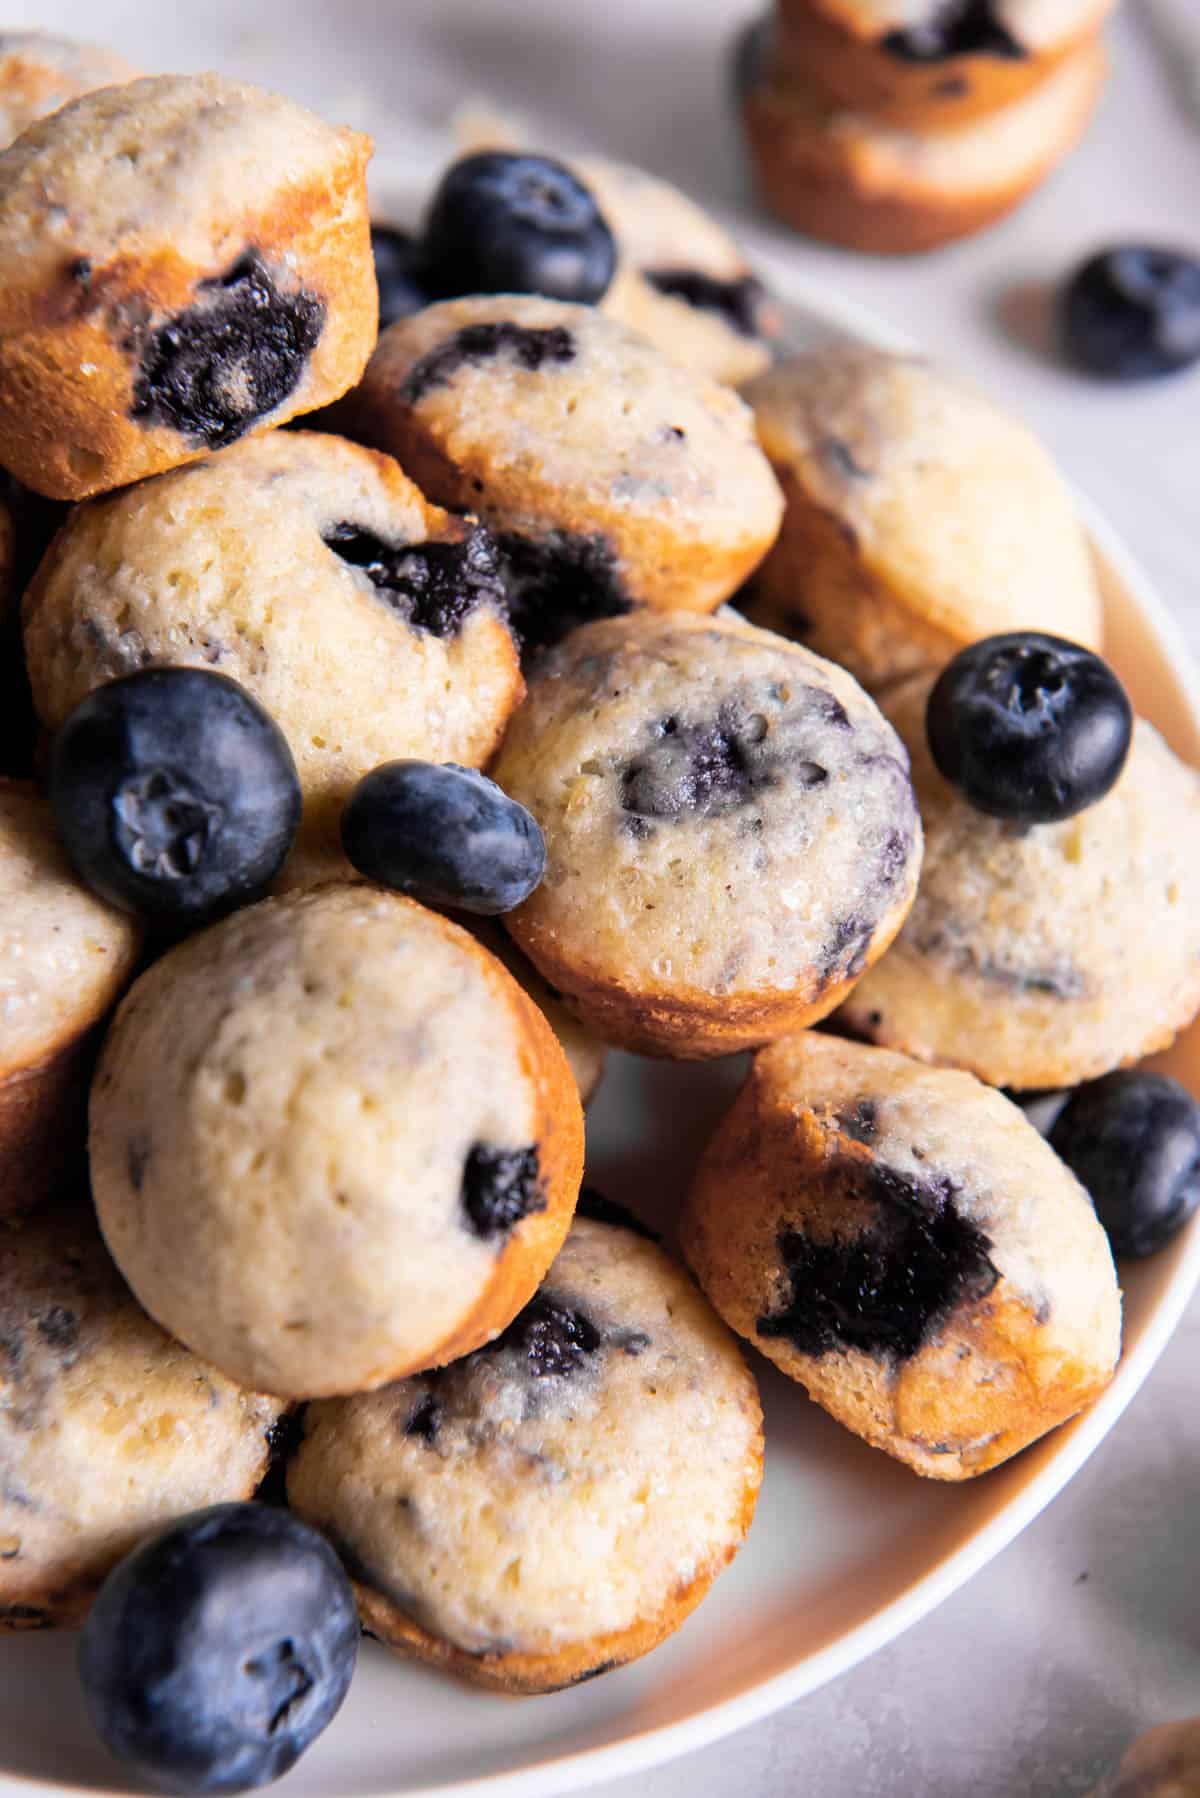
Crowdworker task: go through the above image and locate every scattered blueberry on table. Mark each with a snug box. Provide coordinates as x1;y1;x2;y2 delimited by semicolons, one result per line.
1050;1070;1200;1259
420;152;617;304
341;759;546;913
49;668;302;926
925;632;1133;823
1060;246;1200;381
77;1504;358;1795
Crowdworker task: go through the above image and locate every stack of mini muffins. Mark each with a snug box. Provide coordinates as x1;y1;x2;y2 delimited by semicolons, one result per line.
735;0;1116;252
0;28;1197;1789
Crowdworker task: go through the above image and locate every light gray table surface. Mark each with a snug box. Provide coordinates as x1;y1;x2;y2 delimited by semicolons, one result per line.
6;1;1199;1792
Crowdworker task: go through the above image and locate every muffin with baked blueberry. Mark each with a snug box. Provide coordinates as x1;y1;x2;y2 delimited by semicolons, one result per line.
493;608;922;1058
737;15;1106;256
682;1030;1121;1478
24;430;523;865
0;1198;286;1628
89;884;585;1398
287;1208;763;1692
331;294;784;652
771;0;1115;130
0;73;376;498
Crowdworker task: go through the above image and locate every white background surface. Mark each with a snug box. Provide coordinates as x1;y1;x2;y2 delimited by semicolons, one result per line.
6;2;1200;1792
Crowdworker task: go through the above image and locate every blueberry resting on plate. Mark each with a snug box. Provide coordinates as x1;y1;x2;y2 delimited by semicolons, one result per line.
925;632;1132;823
341;759;545;913
49;668;301;926
1060;246;1200;381
370;224;433;329
421;152;616;306
77;1504;358;1795
1050;1071;1200;1258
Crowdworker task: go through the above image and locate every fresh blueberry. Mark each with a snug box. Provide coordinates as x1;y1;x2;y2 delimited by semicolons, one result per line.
925;632;1133;823
341;760;545;913
1050;1071;1200;1258
370;224;432;330
421;152;616;305
49;668;301;926
77;1503;358;1795
1060;246;1200;381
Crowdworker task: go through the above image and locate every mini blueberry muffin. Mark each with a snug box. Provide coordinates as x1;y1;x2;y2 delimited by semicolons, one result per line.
0;1198;285;1629
741;346;1103;690
23;430;522;858
446;117;781;387
0;780;141;1217
564;156;781;386
470;921;607;1106
772;0;1114;131
286;1210;763;1693
681;1032;1121;1479
838;672;1200;1089
330;295;784;652
737;20;1106;255
0;33;140;149
491;609;922;1059
89;885;585;1399
0;73;375;499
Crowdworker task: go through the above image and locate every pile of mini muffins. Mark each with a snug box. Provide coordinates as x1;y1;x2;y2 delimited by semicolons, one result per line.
0;23;1198;1781
736;0;1116;251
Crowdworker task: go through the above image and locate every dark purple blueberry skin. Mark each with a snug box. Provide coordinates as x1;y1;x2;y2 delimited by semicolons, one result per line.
49;667;301;926
341;759;545;914
369;225;433;330
1060;247;1200;381
925;633;1132;824
880;0;1024;61
1050;1071;1200;1259
421;153;616;305
77;1504;358;1795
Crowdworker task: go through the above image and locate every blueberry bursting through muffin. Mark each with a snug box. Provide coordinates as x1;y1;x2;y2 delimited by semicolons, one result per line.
393;321;634;655
756;1161;998;1362
129;249;325;448
880;0;1025;62
400;1284;651;1450
642;269;774;341
322;520;508;640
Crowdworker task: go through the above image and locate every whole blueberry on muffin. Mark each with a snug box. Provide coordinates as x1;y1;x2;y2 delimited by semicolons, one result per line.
24;430;522;869
838;664;1200;1089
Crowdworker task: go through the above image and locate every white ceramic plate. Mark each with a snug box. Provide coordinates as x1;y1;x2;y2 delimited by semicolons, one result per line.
3;65;1200;1798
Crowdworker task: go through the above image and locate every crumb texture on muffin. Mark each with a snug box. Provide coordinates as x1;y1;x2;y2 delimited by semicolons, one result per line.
682;1032;1122;1478
0;1199;284;1627
288;1215;762;1687
89;886;583;1397
840;676;1200;1088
